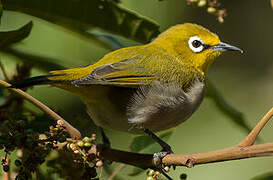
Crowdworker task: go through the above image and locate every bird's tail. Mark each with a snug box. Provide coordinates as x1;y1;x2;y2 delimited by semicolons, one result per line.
10;66;91;89
10;74;63;88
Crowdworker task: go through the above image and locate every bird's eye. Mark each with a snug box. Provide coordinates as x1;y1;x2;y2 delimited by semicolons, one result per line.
192;40;201;48
188;36;204;53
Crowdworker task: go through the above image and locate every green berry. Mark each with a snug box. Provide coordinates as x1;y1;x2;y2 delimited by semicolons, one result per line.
77;141;84;147
146;176;154;180
147;169;155;176
83;137;90;143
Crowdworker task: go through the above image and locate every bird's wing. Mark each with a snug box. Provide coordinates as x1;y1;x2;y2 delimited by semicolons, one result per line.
71;55;157;88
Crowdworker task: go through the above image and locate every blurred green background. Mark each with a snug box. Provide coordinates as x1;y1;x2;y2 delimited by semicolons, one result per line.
0;0;273;179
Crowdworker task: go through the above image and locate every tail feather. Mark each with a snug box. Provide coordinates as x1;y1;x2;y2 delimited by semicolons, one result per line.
10;66;92;89
10;75;59;88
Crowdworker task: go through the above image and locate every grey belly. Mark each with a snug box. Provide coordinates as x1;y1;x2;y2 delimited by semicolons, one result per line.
83;81;205;134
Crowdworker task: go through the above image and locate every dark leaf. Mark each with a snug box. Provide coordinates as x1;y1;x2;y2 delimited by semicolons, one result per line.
206;79;252;133
0;21;33;48
89;33;124;50
4;0;160;43
25;114;55;133
252;172;273;180
2;47;67;71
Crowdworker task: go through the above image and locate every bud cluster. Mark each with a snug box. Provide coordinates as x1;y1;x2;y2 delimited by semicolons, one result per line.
146;169;163;180
186;0;227;23
66;134;103;168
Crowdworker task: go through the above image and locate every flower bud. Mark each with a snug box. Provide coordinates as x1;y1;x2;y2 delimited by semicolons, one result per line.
198;0;206;7
207;7;216;14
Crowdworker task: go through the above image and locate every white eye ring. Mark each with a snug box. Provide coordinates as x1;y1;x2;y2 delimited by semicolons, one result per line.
188;36;204;53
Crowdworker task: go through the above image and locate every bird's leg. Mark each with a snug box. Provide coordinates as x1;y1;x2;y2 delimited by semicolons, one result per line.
143;128;173;153
143;128;175;179
99;127;111;148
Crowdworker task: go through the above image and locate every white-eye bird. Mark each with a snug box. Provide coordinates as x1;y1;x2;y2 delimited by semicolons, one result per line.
12;23;242;153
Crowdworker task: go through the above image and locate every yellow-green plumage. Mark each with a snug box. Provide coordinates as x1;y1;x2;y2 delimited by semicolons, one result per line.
14;23;241;133
49;24;220;87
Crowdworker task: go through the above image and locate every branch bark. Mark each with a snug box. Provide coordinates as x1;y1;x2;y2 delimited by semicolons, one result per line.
100;142;273;169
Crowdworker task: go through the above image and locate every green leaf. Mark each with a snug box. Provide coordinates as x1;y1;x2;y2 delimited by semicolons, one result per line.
0;21;33;48
4;0;160;43
128;167;144;176
206;79;252;133
103;163;125;180
130;131;173;153
252;172;273;180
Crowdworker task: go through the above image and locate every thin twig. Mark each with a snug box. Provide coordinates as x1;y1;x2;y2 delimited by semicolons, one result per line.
108;164;125;180
239;107;273;147
162;143;273;167
0;80;81;139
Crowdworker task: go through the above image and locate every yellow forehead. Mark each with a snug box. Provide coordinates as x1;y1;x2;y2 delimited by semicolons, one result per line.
158;23;221;46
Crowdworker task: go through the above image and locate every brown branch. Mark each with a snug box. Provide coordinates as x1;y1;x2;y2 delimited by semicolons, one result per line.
97;106;273;169
162;143;273;167
239;107;273;147
0;80;81;139
99;142;273;169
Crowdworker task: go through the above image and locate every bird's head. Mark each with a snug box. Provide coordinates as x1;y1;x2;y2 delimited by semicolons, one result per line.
152;23;242;74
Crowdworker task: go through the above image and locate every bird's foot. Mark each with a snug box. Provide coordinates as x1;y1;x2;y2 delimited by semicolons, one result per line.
143;128;175;180
153;150;175;180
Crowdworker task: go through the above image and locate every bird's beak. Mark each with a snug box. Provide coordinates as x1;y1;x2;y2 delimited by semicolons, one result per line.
210;42;243;53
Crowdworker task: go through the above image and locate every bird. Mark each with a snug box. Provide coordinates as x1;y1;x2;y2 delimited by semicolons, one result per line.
11;23;242;154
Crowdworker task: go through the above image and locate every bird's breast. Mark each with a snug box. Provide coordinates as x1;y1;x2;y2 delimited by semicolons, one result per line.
127;80;205;132
82;80;205;134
